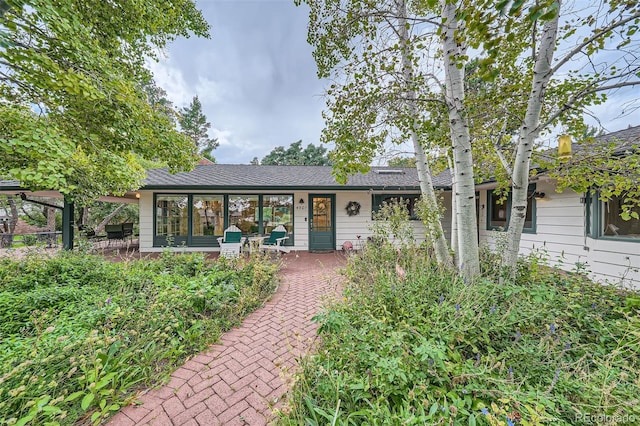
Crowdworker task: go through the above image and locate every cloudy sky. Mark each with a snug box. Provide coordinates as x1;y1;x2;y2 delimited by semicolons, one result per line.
150;0;639;164
149;0;327;164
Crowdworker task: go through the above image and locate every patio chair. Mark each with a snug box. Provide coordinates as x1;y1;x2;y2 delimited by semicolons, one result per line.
262;225;290;254
79;225;106;243
217;225;243;258
105;224;125;246
122;222;134;241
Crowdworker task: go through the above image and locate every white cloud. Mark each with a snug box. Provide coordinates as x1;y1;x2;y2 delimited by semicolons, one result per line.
146;58;192;107
211;128;232;146
194;77;237;105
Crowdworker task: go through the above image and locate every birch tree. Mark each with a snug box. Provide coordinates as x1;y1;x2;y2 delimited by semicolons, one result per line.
297;0;453;267
471;0;640;276
299;0;640;280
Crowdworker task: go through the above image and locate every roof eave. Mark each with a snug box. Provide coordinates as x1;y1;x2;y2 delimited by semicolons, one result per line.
140;184;429;191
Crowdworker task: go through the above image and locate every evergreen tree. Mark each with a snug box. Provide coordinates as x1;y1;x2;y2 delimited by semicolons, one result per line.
179;95;219;162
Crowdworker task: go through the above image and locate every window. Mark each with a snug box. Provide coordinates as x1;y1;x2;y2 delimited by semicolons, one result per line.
192;196;224;237
487;185;535;232
229;195;259;234
589;192;640;240
372;194;420;220
262;195;293;234
154;194;295;246
155;195;188;245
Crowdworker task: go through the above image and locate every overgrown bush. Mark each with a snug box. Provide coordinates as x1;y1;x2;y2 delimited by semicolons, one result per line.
0;251;279;425
280;244;640;425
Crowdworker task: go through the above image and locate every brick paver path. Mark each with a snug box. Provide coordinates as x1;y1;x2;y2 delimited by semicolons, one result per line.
107;252;344;426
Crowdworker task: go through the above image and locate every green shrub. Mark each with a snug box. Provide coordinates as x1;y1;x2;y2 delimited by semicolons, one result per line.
280;244;640;425
0;251;279;425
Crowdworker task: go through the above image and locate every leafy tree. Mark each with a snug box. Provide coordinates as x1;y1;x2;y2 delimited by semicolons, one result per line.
143;79;179;126
296;0;455;267
298;0;640;279
261;140;332;165
0;0;210;201
388;157;417;168
179;95;219;163
250;157;260;165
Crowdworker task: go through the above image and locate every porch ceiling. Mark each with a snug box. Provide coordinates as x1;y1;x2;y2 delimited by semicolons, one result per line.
0;184;140;204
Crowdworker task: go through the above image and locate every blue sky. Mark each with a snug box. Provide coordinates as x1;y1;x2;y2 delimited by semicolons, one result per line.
150;0;639;164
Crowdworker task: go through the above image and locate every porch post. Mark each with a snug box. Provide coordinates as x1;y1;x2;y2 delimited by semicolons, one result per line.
62;197;74;250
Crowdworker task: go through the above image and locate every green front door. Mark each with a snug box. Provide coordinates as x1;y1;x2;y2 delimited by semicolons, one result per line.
309;195;335;251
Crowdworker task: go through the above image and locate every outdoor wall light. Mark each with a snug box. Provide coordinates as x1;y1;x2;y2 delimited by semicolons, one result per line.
299;198;304;204
533;191;546;200
135;192;141;199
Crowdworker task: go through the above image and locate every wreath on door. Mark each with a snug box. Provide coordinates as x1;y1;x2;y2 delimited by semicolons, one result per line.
346;201;361;216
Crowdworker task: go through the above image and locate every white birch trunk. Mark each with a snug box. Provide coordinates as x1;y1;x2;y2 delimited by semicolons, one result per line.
448;154;459;264
503;9;560;276
397;0;453;267
441;1;479;278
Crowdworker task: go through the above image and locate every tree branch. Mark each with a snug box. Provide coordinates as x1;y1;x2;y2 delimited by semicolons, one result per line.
550;11;640;75
542;79;640;129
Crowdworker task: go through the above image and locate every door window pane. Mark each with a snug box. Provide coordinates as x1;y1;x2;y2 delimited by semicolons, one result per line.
192;196;224;236
156;195;188;236
229;195;259;234
312;197;332;231
262;195;293;233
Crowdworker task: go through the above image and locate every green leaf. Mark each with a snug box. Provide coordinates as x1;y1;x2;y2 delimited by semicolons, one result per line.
95;372;116;390
429;402;439;416
81;393;95;411
468;414;477;426
64;391;85;402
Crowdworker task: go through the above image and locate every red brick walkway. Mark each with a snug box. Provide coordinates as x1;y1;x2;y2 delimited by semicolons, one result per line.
107;252;344;426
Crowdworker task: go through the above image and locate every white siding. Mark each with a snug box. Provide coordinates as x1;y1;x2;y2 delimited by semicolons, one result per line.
335;192;373;249
292;192;308;250
479;180;640;288
138;191;154;251
139;190;433;253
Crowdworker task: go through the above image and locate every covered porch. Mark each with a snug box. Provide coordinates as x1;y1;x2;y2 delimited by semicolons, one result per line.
0;181;140;251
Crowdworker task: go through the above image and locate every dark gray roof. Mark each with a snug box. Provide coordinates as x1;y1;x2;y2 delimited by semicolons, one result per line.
595;125;640;153
143;165;452;190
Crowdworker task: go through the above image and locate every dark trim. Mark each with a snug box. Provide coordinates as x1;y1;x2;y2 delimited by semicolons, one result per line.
486;184;537;233
62;197;74;250
141;185;425;191
588;190;640;242
20;193;64;210
371;193;422;220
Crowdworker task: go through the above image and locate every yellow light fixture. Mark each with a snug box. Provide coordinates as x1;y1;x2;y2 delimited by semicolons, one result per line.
135;192;140;199
558;134;572;161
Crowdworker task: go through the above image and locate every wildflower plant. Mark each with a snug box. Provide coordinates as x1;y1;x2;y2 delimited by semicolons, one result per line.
280;215;640;425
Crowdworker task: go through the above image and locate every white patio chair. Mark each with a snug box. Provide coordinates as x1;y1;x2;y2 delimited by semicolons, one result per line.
217;225;243;258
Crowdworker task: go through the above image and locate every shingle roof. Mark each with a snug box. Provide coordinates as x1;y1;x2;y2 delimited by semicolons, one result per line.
143;165;453;190
595;125;640;153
